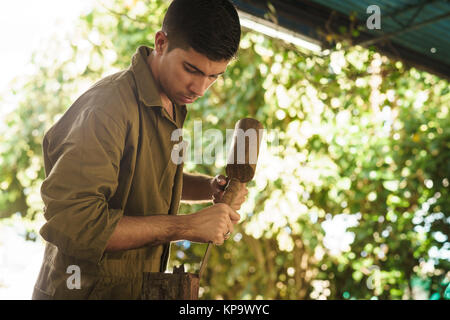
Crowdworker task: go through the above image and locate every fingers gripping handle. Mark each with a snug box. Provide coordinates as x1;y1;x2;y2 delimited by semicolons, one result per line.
220;178;241;206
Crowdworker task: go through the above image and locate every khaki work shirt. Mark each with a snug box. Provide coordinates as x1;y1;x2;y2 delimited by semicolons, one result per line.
33;46;187;299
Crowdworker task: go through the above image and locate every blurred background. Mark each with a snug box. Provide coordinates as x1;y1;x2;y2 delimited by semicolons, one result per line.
0;0;448;300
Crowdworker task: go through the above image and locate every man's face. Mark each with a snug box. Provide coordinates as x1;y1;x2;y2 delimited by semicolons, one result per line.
158;44;229;105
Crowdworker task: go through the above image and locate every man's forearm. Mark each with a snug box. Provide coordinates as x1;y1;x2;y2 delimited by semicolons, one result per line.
105;214;189;252
105;203;241;252
181;172;214;202
106;172;215;252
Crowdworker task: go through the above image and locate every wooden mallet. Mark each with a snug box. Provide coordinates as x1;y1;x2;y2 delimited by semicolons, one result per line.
199;117;264;279
141;118;264;300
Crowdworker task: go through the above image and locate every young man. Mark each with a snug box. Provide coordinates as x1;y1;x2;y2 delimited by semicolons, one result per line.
32;0;246;299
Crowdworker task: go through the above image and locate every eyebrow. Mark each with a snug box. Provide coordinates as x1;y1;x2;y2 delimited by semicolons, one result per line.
184;61;225;77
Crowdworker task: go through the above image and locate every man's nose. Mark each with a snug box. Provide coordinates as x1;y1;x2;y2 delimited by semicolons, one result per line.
189;77;210;97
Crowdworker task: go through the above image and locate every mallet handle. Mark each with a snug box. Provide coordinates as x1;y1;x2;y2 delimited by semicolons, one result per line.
198;178;241;280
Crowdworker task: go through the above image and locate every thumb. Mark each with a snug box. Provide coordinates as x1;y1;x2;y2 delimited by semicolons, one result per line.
217;175;227;184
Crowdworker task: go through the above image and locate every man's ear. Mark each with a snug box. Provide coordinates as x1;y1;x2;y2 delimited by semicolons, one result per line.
154;30;169;55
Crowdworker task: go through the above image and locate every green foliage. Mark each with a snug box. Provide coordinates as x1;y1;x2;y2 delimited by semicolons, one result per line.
1;0;448;299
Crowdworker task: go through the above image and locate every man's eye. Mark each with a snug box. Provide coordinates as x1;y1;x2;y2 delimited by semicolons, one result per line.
185;67;196;73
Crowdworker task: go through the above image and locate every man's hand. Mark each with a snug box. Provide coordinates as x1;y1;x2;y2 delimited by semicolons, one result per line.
210;174;228;201
185;203;240;245
210;174;249;210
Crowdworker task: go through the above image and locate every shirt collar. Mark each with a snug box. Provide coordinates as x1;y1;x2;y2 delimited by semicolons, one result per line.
130;46;188;124
130;46;164;107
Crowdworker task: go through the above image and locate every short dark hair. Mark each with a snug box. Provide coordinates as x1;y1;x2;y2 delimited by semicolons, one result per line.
162;0;241;61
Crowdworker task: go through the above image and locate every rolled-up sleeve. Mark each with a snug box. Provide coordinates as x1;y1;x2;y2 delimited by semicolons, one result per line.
40;107;125;264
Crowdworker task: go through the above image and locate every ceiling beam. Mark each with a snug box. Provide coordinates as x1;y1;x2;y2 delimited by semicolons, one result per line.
356;12;450;47
232;0;450;80
382;0;444;22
